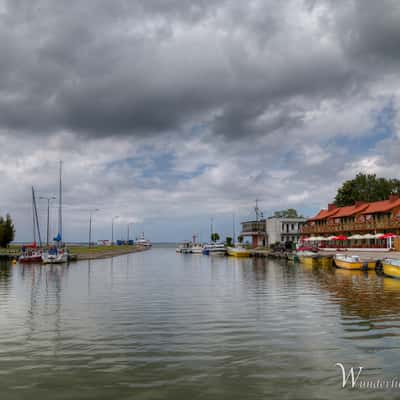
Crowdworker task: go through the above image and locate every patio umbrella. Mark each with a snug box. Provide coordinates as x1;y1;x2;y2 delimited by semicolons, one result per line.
303;237;316;241
348;234;363;240
332;235;348;241
361;233;375;239
378;233;397;239
373;233;384;238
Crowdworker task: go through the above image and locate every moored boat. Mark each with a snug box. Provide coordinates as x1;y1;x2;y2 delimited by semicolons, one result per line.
226;246;251;257
382;258;400;279
176;241;192;253
190;243;203;254
203;243;226;255
19;245;43;263
333;254;375;270
319;255;333;267
136;232;152;248
41;247;68;264
298;251;320;266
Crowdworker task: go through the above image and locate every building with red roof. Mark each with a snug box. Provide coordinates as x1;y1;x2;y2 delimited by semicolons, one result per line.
302;195;400;250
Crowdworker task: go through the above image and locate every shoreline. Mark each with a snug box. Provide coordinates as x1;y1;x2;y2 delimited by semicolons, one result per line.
0;244;151;262
70;244;150;260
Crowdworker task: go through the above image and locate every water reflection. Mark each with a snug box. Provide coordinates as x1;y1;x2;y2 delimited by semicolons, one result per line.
1;249;400;399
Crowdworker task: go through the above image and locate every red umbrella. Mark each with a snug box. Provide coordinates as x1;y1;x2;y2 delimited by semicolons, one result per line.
332;235;348;241
379;233;397;239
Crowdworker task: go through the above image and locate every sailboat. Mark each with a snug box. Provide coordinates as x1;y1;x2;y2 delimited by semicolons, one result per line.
226;213;251;257
42;161;68;264
19;187;43;263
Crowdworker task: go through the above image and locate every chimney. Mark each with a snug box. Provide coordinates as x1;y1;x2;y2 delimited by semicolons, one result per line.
328;203;337;211
389;195;399;202
355;201;365;207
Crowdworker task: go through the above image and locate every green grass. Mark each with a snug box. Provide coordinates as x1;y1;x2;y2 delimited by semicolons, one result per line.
69;245;139;255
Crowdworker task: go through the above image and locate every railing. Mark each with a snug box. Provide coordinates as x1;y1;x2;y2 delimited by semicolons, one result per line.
241;221;266;233
302;218;400;234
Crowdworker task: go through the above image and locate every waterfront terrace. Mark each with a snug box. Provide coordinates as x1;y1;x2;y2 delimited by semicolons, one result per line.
302;196;400;251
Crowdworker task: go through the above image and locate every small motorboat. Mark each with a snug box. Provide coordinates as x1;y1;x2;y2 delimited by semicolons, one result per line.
226;246;251;257
333;254;375;270
297;251;320;266
382;258;400;279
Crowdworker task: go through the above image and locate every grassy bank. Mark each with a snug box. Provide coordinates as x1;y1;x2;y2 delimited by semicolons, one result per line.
69;245;147;260
0;244;148;260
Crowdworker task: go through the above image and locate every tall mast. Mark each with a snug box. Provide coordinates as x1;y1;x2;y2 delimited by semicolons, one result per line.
58;160;63;246
32;186;42;247
232;213;236;246
32;187;36;244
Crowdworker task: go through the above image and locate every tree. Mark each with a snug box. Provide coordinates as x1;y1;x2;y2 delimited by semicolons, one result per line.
273;208;302;218
211;233;220;242
334;173;400;206
0;214;15;248
225;236;233;246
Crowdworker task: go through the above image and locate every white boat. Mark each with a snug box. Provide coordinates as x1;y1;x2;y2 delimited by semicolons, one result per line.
176;241;192;253
136;232;152;248
42;248;68;264
203;243;226;255
190;243;204;254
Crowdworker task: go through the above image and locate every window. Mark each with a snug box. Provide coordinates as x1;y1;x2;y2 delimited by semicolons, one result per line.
291;224;294;230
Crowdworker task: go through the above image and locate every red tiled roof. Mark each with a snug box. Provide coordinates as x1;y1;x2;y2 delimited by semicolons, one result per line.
360;198;400;214
308;208;339;221
308;196;400;221
328;203;368;218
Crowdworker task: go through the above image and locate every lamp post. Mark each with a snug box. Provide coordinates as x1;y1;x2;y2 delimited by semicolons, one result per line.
127;222;134;243
40;196;56;247
88;209;100;247
112;216;119;245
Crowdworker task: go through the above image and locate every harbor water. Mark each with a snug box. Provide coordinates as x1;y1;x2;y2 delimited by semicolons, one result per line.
2;246;400;399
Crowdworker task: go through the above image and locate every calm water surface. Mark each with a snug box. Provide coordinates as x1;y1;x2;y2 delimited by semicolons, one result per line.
1;246;400;399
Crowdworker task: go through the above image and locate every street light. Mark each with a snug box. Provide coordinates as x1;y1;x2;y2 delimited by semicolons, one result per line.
127;222;134;243
40;196;56;247
88;209;100;247
111;216;119;245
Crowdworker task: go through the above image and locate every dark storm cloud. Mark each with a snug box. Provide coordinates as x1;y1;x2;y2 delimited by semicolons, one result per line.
0;0;399;139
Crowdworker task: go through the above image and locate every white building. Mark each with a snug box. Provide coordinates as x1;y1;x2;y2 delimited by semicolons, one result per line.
239;216;306;248
266;217;306;245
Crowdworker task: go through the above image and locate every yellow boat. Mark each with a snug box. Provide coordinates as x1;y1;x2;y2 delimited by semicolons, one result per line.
383;259;400;279
298;252;320;266
319;256;333;267
334;254;375;270
226;246;252;257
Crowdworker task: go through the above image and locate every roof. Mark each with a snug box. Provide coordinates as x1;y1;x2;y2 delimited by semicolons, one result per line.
328;203;368;218
308;208;339;221
308;196;400;221
360;198;400;214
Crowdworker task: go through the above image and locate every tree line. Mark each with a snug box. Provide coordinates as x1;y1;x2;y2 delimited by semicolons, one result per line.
0;214;15;247
334;173;400;207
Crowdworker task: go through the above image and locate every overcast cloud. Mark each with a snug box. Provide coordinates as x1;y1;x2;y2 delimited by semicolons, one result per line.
0;0;400;242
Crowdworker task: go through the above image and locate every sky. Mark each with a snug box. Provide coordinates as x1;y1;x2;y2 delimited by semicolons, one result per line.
1;0;400;243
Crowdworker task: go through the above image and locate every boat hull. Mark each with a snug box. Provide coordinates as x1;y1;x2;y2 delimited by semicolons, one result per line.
226;247;251;257
334;259;374;270
299;256;319;266
383;261;400;279
19;256;42;263
42;254;68;264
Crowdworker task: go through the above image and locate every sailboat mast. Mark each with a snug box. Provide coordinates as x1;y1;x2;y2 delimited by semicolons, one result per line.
32;187;42;247
32;187;36;244
58;160;62;246
232;213;236;246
